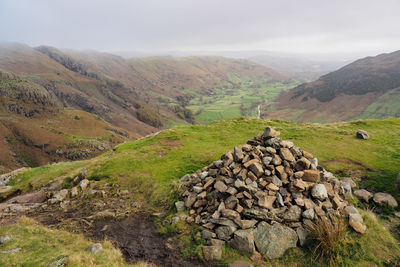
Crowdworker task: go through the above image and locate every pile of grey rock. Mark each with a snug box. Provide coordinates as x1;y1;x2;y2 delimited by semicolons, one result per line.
177;127;364;260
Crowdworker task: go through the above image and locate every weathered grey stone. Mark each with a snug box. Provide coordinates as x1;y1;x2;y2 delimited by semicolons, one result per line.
229;260;253;267
302;209;315;220
349;213;366;234
216;225;235;241
373;192;398;208
249;162;264;177
356;130;369;139
193;186;203;193
354;189;372;202
200;171;209;179
175;201;185;212
340;181;352;199
48;257;67;267
2;247;21;254
0;235;10;244
70;187;78;198
86;243;102;254
50;189;68;203
79;179;89;191
230;229;255;255
253;221;298;259
283;205;302;222
185;193;197;208
201;230;215;240
262;156;273;166
263;127;280;138
302;169;320;182
0;186;12;195
234;146;244;162
276;192;284;207
258;195;276;210
214;181;228;193
311;184;328;201
203;245;222;261
296;157;311;170
279;148;295;162
296;226;310;246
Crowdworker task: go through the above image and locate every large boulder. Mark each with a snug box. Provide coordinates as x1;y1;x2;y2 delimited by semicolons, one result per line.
253;221;298;259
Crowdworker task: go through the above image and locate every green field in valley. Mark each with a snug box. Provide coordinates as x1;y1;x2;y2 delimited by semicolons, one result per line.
187;79;300;123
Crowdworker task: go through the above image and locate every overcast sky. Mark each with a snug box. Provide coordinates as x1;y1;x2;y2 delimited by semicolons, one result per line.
1;0;399;59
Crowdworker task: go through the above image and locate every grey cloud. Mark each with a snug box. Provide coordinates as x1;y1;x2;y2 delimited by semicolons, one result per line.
0;0;399;56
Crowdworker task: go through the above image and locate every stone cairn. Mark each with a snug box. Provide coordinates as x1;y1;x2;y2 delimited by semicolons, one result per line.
177;127;365;260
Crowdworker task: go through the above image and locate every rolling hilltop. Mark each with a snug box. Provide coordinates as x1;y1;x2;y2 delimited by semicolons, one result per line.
263;50;400;122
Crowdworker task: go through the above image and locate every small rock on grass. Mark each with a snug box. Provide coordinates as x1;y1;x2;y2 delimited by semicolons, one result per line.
0;235;11;244
2;247;21;254
86;243;102;254
48;257;67;267
356;130;369;139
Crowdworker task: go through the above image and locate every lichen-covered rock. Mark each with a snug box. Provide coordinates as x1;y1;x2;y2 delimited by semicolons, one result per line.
311;184;328;200
203;245;222;261
373;192;398;208
253;221;298;259
230;229;255;255
354;189;372;202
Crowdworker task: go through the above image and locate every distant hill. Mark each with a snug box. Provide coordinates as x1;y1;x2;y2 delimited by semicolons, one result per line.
263;50;400;122
249;54;348;81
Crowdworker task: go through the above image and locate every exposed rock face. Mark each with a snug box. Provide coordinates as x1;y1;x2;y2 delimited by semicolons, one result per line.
178;126;359;259
373;192;398;208
356;130;370;139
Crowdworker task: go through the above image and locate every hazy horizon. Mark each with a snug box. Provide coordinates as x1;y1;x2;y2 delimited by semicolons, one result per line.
1;0;400;61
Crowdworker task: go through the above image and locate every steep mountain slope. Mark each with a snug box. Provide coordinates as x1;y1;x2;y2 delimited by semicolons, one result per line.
0;69;129;173
263;50;400;122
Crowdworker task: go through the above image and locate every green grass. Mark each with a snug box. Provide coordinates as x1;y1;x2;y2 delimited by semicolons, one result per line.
354;87;400;120
187;80;300;123
8;117;400;205
5;117;400;266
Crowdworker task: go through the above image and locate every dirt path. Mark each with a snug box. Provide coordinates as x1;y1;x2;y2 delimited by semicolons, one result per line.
89;215;202;267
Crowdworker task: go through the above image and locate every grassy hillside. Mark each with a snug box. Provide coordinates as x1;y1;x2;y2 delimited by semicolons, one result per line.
9;118;400;205
3;118;400;266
